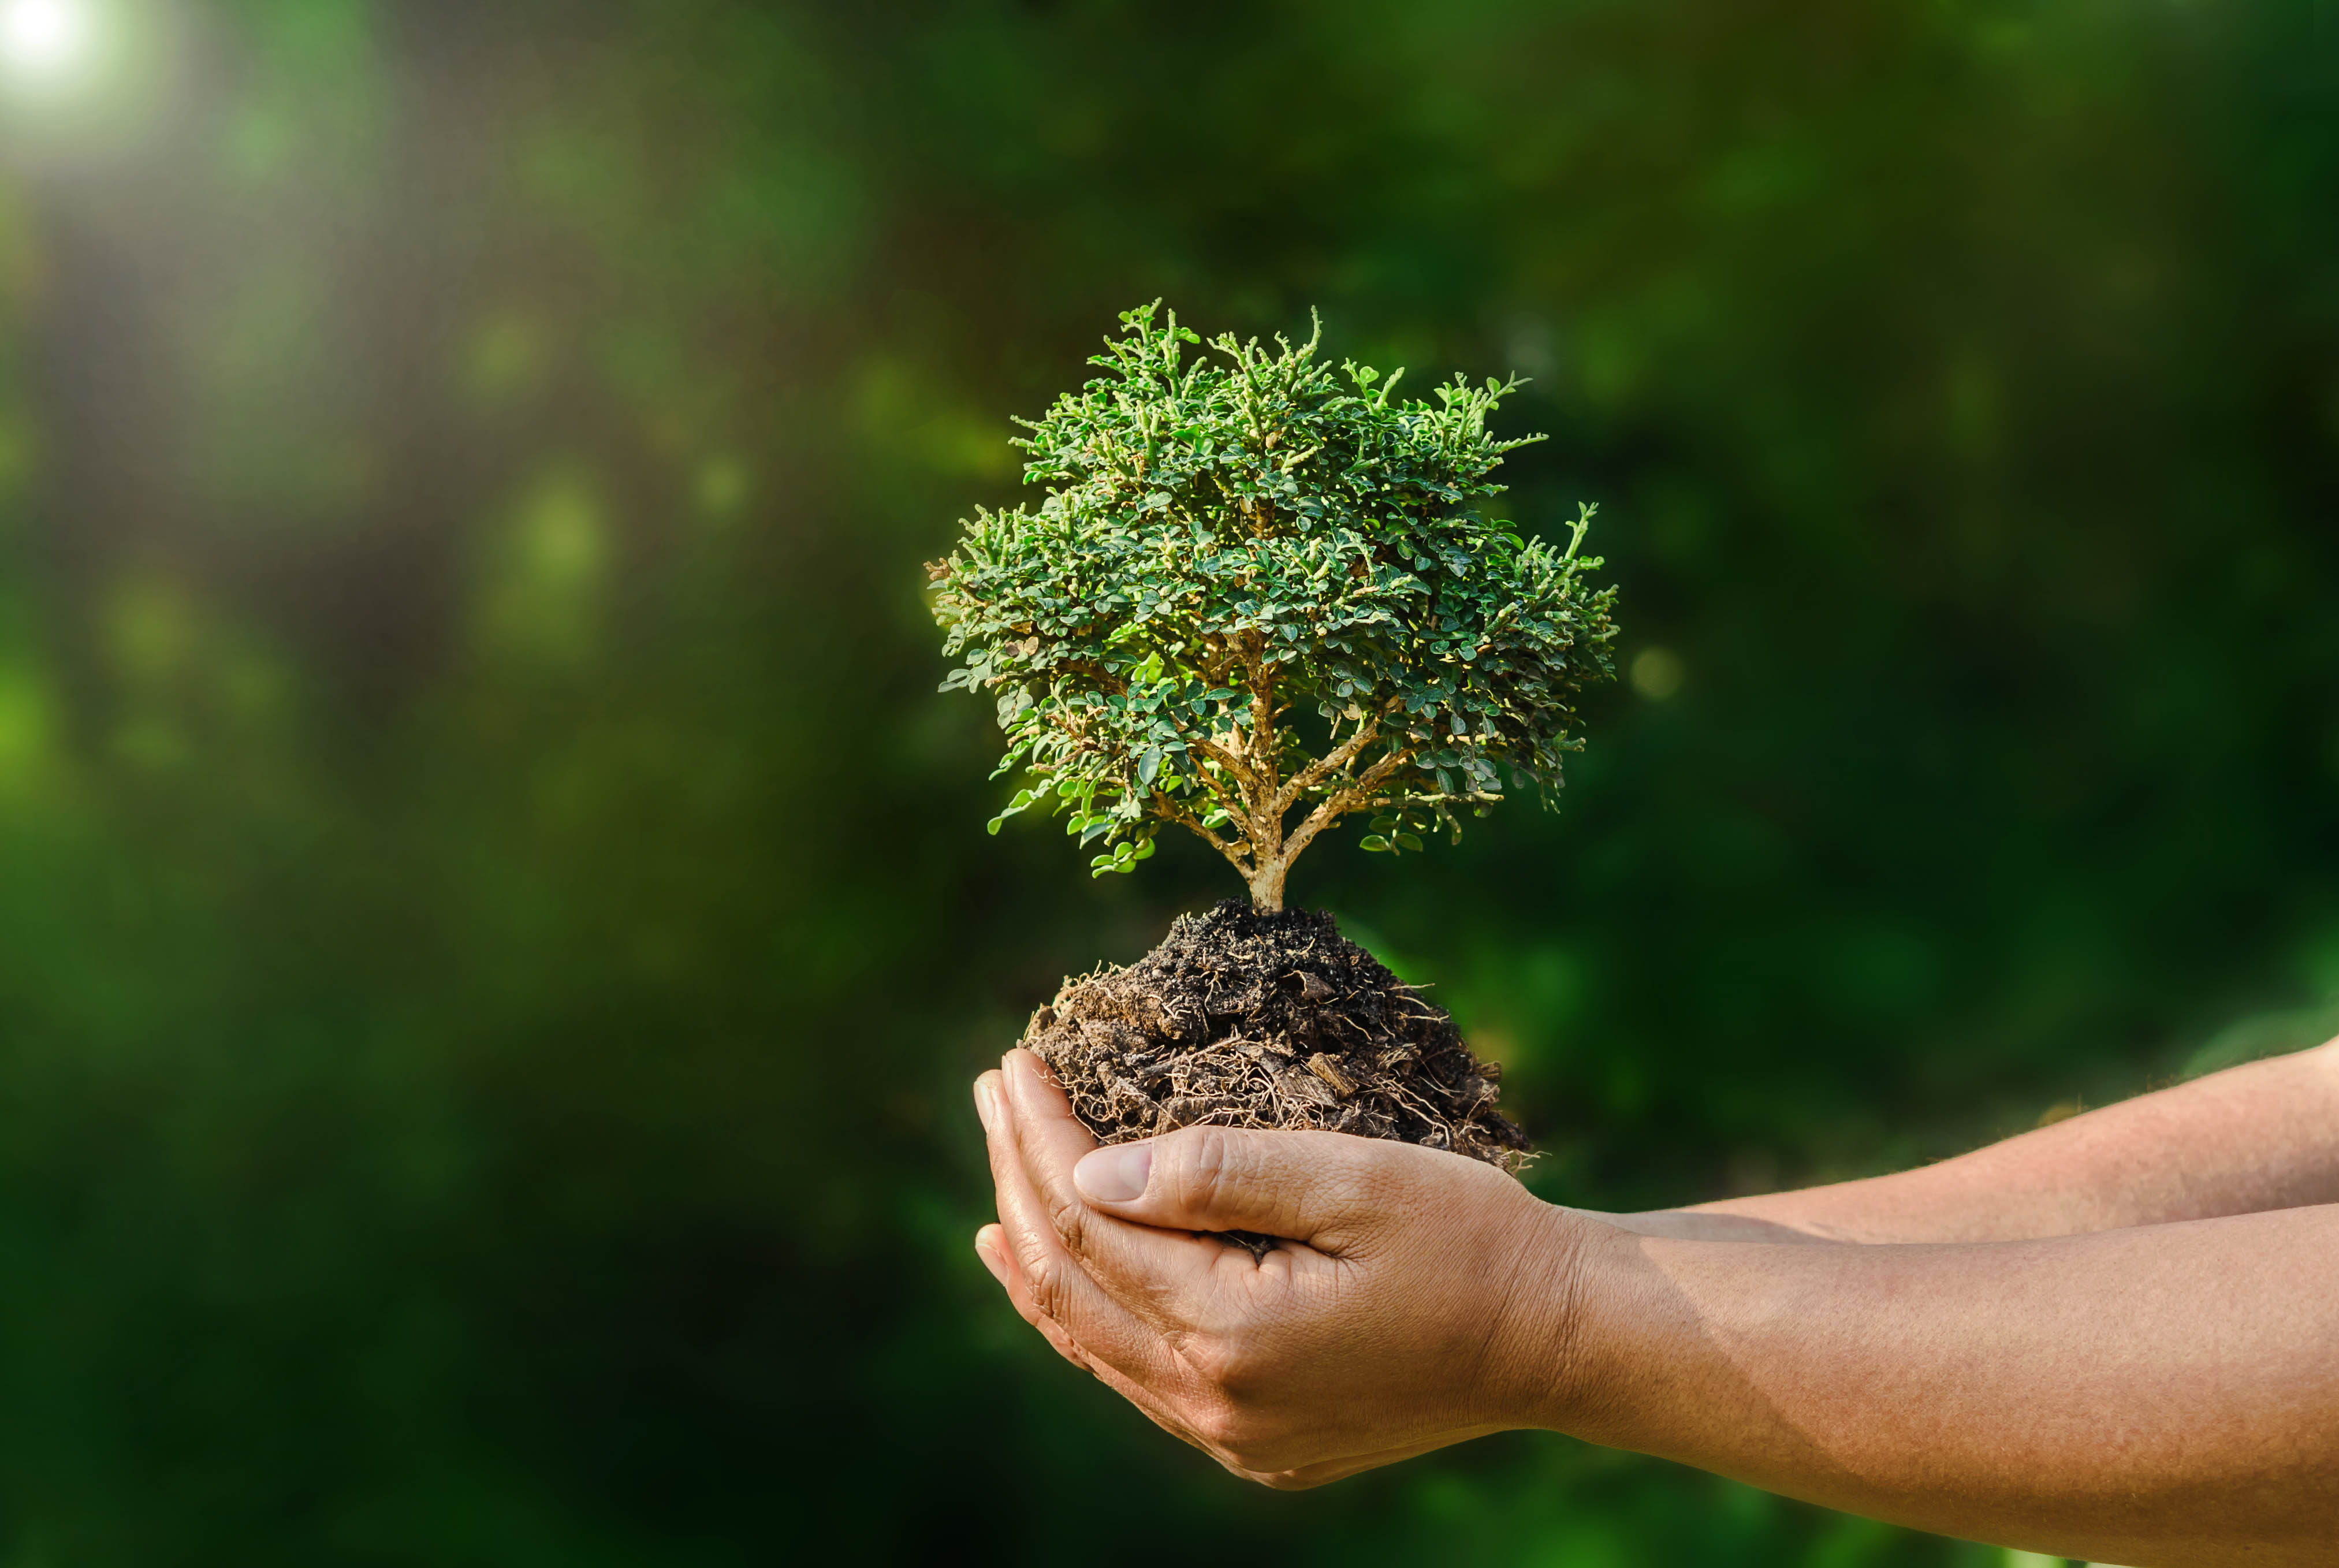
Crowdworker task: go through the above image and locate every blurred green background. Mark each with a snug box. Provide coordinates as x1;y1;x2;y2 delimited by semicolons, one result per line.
0;0;2332;1562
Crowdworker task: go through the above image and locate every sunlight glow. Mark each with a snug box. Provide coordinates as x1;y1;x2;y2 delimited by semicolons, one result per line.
0;0;93;81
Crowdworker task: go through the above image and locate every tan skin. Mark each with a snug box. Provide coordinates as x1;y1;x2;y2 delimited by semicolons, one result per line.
973;1038;2339;1566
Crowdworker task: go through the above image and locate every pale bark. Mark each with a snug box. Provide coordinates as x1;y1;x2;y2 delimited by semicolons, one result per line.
1247;861;1288;911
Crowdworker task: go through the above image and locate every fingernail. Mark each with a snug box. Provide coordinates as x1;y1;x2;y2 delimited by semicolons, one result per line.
1074;1143;1152;1203
973;1078;1000;1133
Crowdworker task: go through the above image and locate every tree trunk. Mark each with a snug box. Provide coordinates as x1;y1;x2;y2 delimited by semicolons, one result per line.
1247;859;1286;911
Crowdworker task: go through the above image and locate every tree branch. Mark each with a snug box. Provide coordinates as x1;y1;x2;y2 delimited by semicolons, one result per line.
1235;634;1274;785
1181;732;1258;793
1276;746;1417;871
1148;710;1260;844
1150;797;1255;877
1271;697;1402;818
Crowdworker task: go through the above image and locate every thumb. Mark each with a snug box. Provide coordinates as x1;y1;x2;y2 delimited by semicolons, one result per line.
1072;1126;1399;1249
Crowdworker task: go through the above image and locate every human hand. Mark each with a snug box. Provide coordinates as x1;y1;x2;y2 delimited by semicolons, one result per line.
971;1048;1591;1488
973;1044;2339;1560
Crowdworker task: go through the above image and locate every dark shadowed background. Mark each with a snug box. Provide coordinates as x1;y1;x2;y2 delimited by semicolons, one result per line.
0;1;2333;1562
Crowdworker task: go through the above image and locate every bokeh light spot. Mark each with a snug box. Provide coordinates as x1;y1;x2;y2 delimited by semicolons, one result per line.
0;0;93;82
478;465;610;666
695;455;748;518
1630;646;1685;701
0;663;55;798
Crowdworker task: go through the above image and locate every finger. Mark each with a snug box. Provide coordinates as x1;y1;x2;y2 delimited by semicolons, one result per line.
984;1077;1287;1469
977;1223;1220;1457
997;1050;1240;1312
984;1140;1454;1482
1069;1119;1499;1253
977;1219;1120;1376
974;1223;1011;1288
983;1075;1264;1462
978;1217;1128;1377
981;1067;1183;1387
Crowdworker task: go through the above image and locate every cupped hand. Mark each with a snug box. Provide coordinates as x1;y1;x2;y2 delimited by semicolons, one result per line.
971;1048;1593;1488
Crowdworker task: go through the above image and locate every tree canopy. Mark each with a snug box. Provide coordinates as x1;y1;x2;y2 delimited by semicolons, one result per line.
932;304;1618;908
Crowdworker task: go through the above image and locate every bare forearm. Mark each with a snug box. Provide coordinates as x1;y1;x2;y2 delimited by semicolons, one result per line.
1541;1204;2339;1565
1608;1039;2339;1245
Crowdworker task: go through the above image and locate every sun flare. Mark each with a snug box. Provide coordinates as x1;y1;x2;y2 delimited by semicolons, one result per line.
0;0;94;81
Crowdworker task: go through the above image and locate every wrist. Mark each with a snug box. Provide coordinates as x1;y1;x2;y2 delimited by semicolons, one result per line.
1478;1198;1631;1433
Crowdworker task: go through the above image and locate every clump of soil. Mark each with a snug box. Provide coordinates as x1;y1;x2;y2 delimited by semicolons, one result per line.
1022;902;1530;1206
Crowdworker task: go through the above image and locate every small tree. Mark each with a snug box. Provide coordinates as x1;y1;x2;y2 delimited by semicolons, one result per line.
930;303;1618;911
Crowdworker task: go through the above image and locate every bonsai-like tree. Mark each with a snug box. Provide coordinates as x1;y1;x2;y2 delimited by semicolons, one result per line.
930;303;1618;911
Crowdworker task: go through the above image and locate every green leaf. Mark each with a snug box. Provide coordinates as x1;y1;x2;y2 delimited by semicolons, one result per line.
931;302;1618;897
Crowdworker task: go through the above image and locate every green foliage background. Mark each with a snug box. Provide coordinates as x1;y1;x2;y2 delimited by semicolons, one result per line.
0;1;2333;1562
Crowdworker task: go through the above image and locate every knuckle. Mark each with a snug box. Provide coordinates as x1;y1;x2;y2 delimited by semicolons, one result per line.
1178;1331;1261;1401
1023;1253;1075;1319
1160;1133;1253;1226
1005;1226;1052;1283
1170;1125;1239;1214
1175;1332;1236;1391
1214;1348;1268;1403
1043;1189;1089;1254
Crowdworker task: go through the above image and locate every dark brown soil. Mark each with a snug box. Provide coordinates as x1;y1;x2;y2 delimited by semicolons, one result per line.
1021;902;1529;1247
